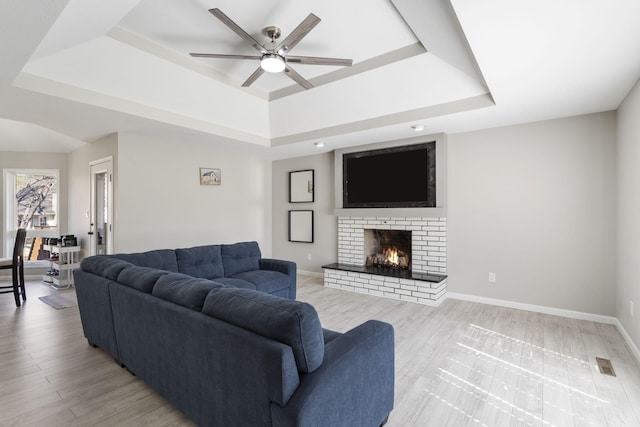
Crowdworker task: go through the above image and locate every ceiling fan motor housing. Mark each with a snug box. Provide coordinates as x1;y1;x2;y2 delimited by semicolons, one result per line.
263;26;282;41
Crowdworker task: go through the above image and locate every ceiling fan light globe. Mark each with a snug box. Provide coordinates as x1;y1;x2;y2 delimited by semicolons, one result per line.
261;54;286;73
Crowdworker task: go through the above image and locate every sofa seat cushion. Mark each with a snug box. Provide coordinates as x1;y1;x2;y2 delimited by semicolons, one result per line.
230;270;290;295
117;266;171;293
176;245;224;279
202;287;324;374
113;249;179;272
213;277;256;290
152;273;224;311
221;241;261;277
81;256;133;281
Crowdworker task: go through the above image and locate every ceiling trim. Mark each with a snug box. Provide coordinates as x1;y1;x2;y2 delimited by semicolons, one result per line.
269;42;427;101
13;72;271;146
108;28;429;103
391;0;485;85
0;0;70;87
107;26;269;100
270;93;494;147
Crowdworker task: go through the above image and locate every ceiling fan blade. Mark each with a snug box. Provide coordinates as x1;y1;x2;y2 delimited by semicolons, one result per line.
190;53;261;60
209;8;267;54
275;13;321;54
241;67;265;87
285;55;353;67
284;66;313;90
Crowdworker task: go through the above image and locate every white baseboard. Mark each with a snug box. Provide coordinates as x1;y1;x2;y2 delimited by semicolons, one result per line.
447;292;617;324
447;292;640;366
614;319;640;367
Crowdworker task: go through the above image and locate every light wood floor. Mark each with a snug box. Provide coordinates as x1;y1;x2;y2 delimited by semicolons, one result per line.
2;275;639;426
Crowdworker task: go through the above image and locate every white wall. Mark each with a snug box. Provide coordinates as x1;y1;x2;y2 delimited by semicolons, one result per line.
616;78;640;350
447;112;617;315
115;134;272;255
67;133;118;259
272;152;336;273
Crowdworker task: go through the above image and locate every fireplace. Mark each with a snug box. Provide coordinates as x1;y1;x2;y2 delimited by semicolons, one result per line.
364;229;412;270
324;216;447;306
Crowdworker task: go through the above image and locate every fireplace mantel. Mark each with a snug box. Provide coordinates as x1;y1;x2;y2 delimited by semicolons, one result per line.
334;207;446;218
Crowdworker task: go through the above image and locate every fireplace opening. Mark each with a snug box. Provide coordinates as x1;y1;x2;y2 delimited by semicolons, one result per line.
364;229;411;270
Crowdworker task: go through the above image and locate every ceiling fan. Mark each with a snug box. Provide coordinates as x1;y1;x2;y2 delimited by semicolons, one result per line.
190;8;353;89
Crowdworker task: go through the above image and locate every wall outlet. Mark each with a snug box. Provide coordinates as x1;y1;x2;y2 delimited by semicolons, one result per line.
307;253;312;261
488;272;496;283
631;300;634;317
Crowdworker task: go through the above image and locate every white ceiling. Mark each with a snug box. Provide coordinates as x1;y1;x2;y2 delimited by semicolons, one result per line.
1;0;639;159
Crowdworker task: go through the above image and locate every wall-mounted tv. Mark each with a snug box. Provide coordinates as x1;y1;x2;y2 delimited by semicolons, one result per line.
343;142;436;208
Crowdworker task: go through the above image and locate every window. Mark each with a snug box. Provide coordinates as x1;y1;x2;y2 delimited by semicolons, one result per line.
4;169;59;260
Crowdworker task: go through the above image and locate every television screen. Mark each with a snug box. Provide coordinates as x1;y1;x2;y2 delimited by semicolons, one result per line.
343;142;435;208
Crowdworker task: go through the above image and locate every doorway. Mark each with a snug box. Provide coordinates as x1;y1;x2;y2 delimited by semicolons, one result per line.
89;157;113;256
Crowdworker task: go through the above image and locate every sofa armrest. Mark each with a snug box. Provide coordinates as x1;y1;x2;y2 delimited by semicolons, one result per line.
270;320;394;427
260;258;297;299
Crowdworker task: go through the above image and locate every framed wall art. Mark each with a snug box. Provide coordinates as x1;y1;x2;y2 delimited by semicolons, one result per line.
288;210;314;243
289;169;314;203
200;168;221;185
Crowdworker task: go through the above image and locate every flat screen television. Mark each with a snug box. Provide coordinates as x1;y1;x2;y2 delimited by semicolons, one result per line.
343;142;436;208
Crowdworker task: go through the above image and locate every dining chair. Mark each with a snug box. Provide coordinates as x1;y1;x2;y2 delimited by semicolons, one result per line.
0;228;27;307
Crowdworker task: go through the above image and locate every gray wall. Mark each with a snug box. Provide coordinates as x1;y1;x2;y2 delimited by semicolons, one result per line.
67;133;118;259
616;77;640;350
68;132;274;258
272;152;336;274
447;112;617;316
273;112;617;317
1;108;622;322
115;133;273;255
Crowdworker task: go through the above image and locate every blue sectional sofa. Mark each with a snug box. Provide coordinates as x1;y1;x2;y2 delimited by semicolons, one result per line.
74;241;395;427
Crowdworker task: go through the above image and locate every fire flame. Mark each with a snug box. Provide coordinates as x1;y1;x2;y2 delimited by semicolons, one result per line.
384;247;399;266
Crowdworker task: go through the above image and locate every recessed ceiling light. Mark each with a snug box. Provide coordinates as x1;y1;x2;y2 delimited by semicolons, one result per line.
314;142;325;147
411;125;425;132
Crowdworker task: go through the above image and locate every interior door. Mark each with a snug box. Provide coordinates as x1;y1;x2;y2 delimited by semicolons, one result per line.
89;157;113;256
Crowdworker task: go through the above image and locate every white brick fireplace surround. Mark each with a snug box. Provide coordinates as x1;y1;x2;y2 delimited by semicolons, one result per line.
323;216;447;306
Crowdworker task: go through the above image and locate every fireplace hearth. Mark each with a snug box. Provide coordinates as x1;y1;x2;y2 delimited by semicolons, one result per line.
364;229;412;271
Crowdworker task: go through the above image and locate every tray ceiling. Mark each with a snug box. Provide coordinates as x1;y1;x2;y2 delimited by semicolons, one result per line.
1;0;639;157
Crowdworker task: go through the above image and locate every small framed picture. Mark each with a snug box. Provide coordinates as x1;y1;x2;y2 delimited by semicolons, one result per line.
200;168;221;185
289;169;314;203
288;210;314;243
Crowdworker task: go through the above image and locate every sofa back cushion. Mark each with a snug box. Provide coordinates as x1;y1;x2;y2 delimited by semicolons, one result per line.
152;273;224;311
202;287;324;374
176;245;224;279
112;249;178;272
117;266;170;293
81;256;133;281
221;241;261;277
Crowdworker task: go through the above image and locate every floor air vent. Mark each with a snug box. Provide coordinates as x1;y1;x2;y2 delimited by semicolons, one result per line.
596;357;616;377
